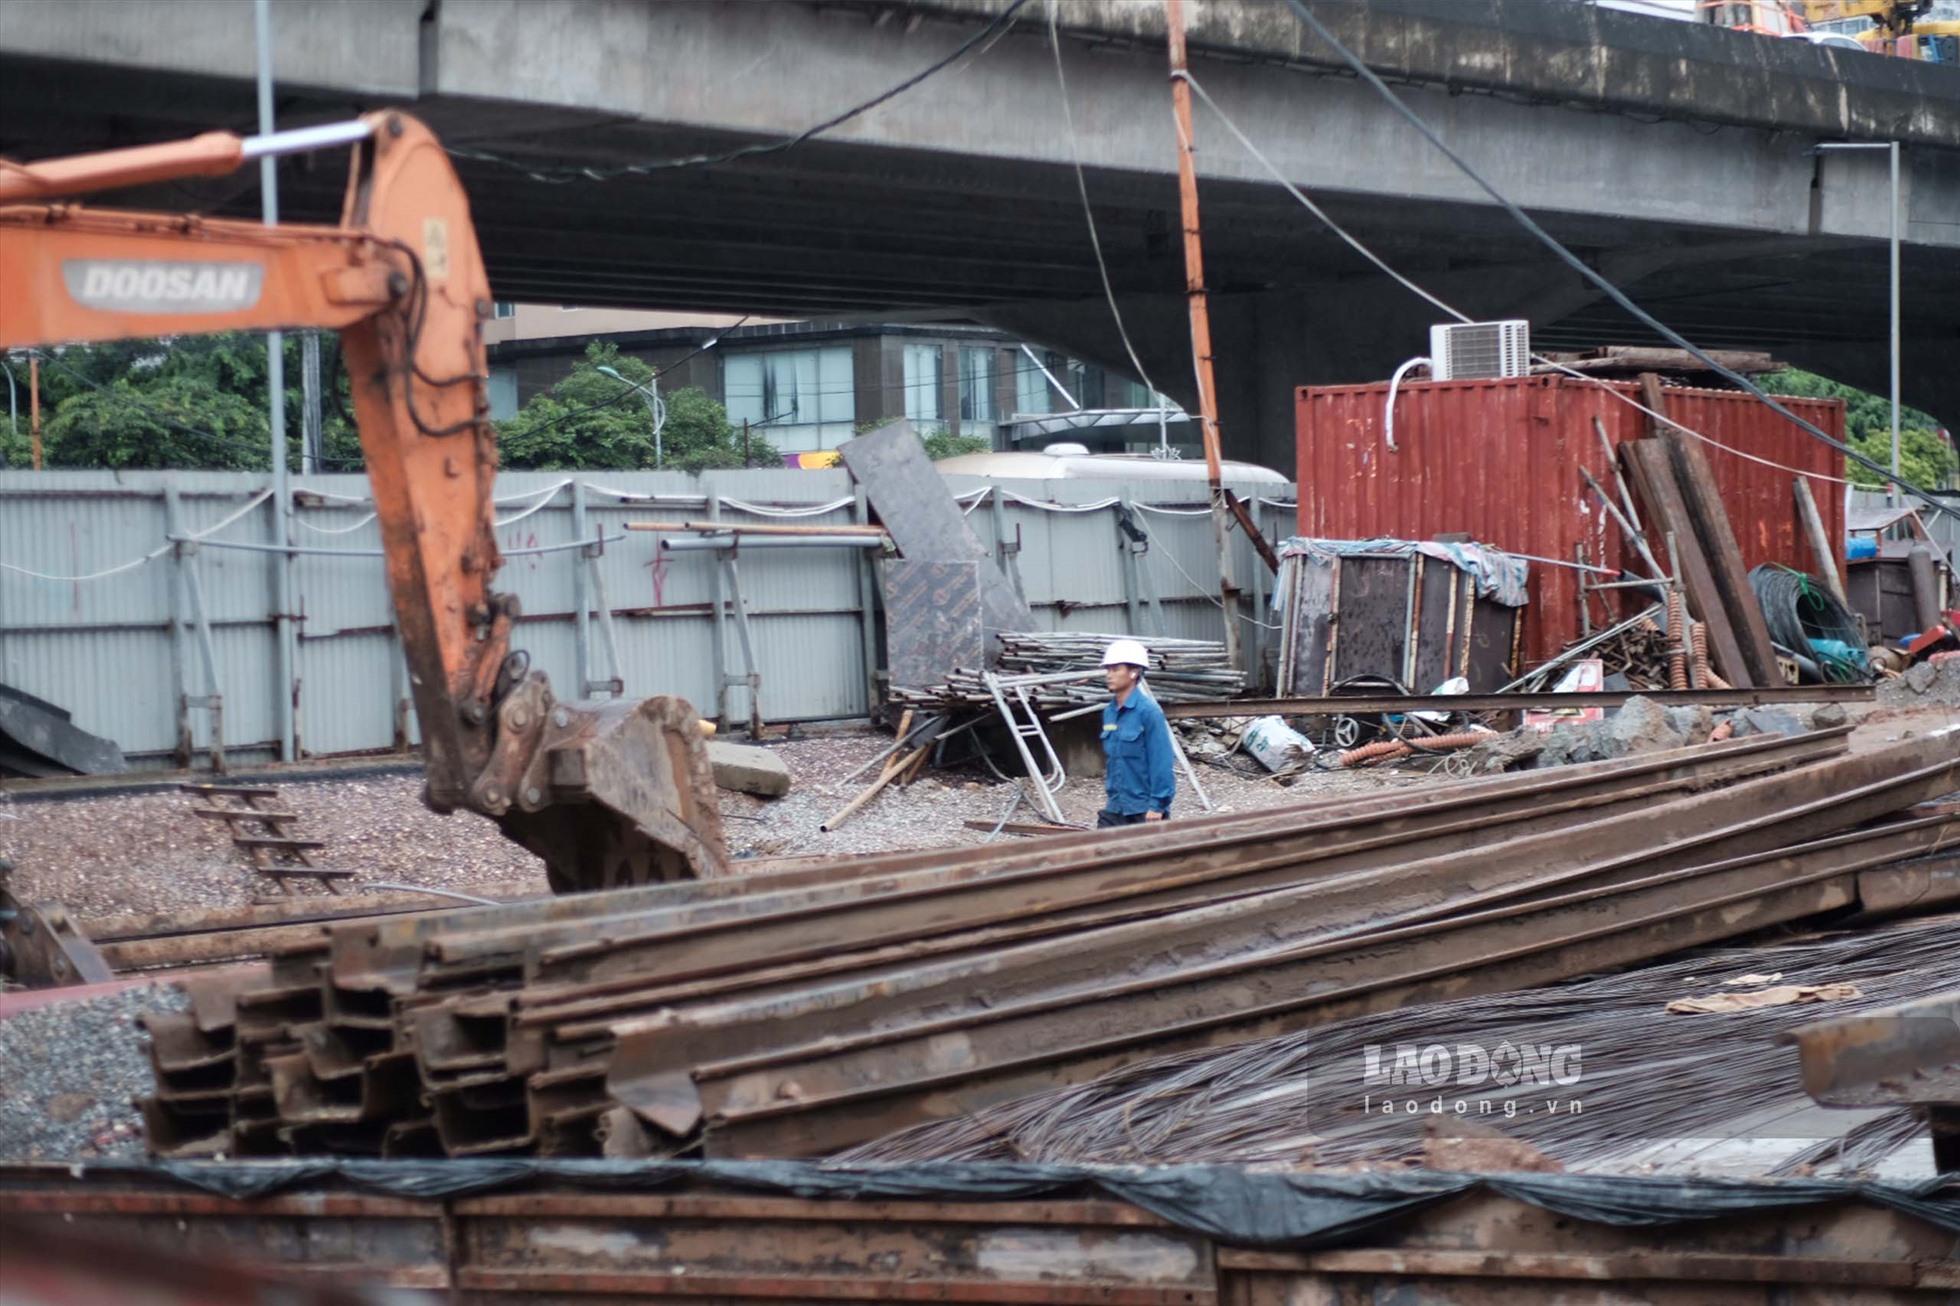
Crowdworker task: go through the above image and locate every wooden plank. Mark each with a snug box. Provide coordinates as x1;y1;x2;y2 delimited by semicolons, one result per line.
1620;439;1755;687
232;836;329;851
1224;491;1280;575
624;521;889;538
1795;477;1849;606
1649;375;1780;686
191;807;299;822
962;820;1081;837
179;783;281;799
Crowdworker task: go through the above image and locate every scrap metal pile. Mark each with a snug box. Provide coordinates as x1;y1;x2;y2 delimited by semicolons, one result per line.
138;726;1957;1161
845;912;1959;1171
887;631;1245;712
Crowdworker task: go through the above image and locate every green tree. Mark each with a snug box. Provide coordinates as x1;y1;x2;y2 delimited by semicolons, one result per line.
42;374;270;469
852;416;989;461
497;342;772;471
1758;368;1954;490
922;430;990;460
5;333;360;471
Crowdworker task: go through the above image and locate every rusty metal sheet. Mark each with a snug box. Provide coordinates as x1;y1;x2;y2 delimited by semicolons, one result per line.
1326;555;1409;686
1296;377;1847;665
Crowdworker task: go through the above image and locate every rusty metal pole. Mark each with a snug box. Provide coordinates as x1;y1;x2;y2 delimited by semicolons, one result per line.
28;352;41;470
1164;0;1242;671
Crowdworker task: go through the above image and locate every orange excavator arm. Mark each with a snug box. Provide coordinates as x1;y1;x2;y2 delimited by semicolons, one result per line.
0;112;726;892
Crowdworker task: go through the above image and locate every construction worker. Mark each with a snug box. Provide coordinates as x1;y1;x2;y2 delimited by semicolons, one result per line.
1098;638;1176;828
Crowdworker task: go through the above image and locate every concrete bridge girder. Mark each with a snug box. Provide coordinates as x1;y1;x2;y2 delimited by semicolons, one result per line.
3;0;1958;458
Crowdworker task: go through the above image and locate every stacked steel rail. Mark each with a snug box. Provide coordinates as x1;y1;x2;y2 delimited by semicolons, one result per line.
138;726;1959;1160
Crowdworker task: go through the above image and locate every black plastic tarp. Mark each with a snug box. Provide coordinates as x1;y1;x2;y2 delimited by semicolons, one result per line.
63;1159;1955;1248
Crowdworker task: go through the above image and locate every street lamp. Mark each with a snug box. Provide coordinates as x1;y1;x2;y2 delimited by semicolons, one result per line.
1815;139;1902;504
596;364;668;470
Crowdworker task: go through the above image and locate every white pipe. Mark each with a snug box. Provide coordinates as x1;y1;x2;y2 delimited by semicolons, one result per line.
656;535;886;552
1383;356;1430;453
240;119;374;160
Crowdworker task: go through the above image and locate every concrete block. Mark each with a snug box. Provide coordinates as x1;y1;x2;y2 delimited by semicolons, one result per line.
708;741;791;798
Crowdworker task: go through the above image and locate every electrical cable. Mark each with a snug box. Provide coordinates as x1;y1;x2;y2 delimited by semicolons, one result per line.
449;0;1031;183
1275;0;1951;519
1153;536;1284;630
1047;1;1162;402
652;315;752;379
1177;71;1853;489
1749;563;1869;683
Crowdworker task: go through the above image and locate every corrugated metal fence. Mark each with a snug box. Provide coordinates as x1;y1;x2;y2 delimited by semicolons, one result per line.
0;469;1289;769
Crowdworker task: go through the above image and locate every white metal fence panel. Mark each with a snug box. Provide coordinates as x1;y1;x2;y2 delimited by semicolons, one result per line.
1;468;1293;770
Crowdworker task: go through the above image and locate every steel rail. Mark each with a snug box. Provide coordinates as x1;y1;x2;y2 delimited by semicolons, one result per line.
688;814;1956;1157
594;738;1953;1149
329;729;1845;991
1161;685;1875;719
474;734;1848;1056
458;731;1847;988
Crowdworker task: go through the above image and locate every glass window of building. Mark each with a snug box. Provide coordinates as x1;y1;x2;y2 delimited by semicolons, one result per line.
903;344;943;423
723;346;855;453
486;367;519;421
958;347;994;424
1016;348;1077;415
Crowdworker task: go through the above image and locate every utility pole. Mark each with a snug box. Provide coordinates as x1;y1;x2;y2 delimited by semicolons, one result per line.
255;0;297;761
1164;0;1242;670
1888;138;1900;507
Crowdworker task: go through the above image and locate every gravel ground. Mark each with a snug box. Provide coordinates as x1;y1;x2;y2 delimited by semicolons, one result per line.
719;725;1422;860
0;982;186;1161
3;726;1429;911
1;772;548;917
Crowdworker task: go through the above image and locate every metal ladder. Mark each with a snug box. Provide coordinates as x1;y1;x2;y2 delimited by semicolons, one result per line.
982;671;1069;826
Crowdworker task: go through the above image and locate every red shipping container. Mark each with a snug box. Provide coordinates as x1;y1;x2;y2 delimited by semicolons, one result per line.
1295;376;1846;668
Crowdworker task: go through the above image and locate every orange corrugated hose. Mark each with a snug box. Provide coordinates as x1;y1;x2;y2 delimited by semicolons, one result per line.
1668;591;1689;691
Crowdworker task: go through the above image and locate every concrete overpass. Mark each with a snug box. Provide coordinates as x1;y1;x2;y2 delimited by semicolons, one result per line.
4;0;1958;469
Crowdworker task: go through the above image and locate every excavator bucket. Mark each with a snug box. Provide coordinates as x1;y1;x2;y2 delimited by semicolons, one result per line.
473;680;728;894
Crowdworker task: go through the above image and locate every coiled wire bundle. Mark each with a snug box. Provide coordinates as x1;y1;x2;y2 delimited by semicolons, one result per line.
1748;564;1870;683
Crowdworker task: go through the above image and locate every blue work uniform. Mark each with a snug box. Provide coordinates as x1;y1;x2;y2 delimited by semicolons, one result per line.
1100;687;1176;823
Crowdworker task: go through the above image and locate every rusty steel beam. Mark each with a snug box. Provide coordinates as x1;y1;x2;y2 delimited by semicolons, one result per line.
1789;991;1960;1110
1161;685;1875;719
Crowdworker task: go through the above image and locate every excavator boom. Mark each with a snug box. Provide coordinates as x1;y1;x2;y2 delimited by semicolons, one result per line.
0;112;727;892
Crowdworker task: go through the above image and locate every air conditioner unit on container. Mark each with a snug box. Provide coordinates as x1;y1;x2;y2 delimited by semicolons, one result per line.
1428;320;1530;381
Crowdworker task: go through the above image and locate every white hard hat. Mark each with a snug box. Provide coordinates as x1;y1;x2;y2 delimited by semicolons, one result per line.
1100;638;1150;669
